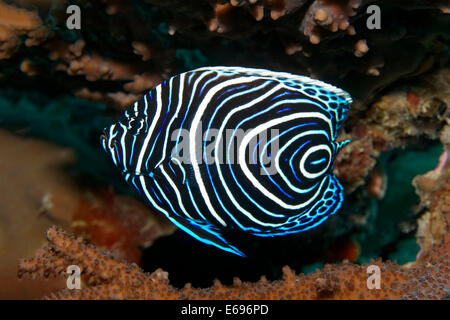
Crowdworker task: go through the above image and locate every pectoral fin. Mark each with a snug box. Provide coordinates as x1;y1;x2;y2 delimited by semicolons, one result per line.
132;164;246;257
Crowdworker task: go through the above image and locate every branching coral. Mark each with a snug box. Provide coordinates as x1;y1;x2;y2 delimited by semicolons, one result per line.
18;225;449;299
1;0;448;110
44;38;163;109
300;0;363;45
0;1;48;59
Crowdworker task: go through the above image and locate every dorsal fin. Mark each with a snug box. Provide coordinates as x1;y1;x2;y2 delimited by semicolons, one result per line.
191;66;353;137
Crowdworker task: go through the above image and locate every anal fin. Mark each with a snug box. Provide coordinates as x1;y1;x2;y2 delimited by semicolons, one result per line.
168;214;246;257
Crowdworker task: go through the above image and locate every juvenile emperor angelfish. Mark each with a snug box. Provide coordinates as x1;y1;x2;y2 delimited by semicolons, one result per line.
101;66;352;257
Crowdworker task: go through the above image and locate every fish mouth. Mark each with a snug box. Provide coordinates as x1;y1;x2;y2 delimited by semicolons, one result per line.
100;125;120;152
100;131;109;152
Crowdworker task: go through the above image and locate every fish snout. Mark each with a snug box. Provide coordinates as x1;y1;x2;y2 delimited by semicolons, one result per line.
100;128;109;152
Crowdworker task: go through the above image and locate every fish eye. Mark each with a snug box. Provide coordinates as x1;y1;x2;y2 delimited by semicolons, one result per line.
127;118;135;129
109;137;119;150
127;118;146;135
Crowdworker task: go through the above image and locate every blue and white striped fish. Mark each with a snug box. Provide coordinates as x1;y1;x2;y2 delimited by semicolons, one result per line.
101;66;352;257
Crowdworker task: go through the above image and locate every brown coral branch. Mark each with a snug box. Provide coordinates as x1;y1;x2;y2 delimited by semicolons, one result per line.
300;0;364;44
0;1;48;59
18;225;449;299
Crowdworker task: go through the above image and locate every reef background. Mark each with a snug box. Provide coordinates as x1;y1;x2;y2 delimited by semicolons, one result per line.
0;0;449;299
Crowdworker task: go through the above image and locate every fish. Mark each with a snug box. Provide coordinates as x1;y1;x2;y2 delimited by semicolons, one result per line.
101;66;353;257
